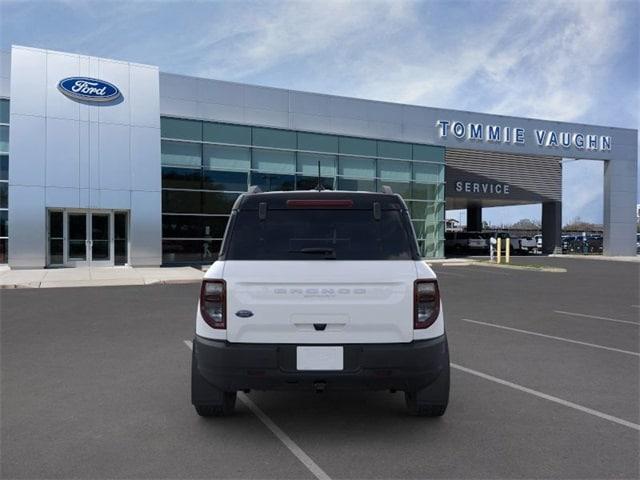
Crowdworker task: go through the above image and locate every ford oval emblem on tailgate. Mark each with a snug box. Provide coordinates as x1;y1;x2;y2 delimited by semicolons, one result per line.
235;310;254;318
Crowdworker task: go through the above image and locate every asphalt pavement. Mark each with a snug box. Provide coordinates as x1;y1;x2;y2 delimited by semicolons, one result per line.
1;257;638;479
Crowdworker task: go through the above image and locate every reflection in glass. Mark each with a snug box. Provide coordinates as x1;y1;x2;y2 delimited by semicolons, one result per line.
114;213;128;265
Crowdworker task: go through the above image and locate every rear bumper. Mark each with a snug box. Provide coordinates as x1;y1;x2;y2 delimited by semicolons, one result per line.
193;334;449;392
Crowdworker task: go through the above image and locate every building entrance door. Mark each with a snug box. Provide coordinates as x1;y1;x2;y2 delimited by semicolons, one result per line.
47;210;129;267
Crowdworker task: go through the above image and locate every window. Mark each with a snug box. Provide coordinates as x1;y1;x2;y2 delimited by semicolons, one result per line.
161;141;201;167
337;177;376;191
0;126;8;154
159;116;445;262
413;182;443;201
203;145;250;171
203;122;250;145
0;183;7;208
225;209;417;261
0;210;7;237
162;239;221;263
338;156;375;179
413;144;445;163
0;155;7;181
296;176;334;190
297;153;336;177
297;132;338;153
162;167;202;190
162;190;202;214
378;160;411;182
378;141;411;160
252;149;295;174
202;170;247;192
114;212;128;266
252;127;296;149
202;192;240;214
0;99;8;124
413;163;443;183
250;172;295;192
339;137;376;157
161;117;202;141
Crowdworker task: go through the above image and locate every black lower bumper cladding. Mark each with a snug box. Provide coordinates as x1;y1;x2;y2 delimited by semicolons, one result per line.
193;334;449;392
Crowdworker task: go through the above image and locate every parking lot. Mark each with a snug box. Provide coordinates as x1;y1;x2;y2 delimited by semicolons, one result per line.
1;257;638;479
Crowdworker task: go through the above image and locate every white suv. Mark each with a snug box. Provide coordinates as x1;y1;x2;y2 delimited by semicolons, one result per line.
191;189;450;417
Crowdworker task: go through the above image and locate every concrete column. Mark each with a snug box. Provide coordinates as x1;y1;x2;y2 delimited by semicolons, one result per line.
466;205;482;232
542;201;562;254
603;153;637;256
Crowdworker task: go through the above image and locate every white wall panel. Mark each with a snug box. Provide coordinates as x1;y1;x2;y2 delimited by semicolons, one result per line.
10;47;46;116
46;186;79;208
130;190;161;265
291;92;330;117
98;122;130;190
243;107;288;128
46;51;80;121
100;189;131;209
98;60;130;125
244;85;288;112
46;117;79;188
130;66;160;128
78;121;90;188
198;78;244;106
197;102;244;124
8;185;46;267
9;114;46;186
130;125;160;191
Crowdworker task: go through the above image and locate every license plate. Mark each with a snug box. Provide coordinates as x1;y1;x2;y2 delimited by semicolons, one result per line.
296;346;344;371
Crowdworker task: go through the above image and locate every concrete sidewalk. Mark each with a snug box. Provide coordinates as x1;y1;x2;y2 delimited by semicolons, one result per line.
0;266;204;289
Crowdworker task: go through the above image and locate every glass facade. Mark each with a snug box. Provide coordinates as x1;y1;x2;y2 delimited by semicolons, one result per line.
0;99;8;264
160;117;445;264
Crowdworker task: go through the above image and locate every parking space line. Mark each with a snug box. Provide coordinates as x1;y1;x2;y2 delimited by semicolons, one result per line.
460;318;640;357
183;340;331;480
451;363;640;431
554;310;639;326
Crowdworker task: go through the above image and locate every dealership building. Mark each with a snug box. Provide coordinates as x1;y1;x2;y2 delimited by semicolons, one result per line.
0;45;637;268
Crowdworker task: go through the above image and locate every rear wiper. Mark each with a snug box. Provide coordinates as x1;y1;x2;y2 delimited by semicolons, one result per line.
291;247;336;258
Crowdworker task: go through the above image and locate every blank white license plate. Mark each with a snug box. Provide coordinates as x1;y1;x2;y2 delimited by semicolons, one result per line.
296;346;344;371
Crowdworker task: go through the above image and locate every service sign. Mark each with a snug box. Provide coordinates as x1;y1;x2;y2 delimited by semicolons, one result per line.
58;77;121;102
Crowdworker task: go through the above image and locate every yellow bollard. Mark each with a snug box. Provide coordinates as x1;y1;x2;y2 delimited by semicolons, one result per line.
496;237;502;264
505;237;510;264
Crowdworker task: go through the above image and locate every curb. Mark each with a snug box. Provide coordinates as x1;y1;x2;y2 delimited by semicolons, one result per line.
0;278;202;289
471;262;566;273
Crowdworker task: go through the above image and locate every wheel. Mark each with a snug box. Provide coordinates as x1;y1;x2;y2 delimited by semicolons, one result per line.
191;346;237;417
194;392;237;417
404;395;447;417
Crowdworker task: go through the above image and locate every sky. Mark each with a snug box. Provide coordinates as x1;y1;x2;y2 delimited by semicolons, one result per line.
1;0;638;226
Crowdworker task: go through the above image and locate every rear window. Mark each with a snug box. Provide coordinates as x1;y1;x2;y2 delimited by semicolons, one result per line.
223;208;419;260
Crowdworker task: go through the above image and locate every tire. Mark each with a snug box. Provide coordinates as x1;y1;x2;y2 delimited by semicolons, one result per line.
405;341;450;417
194;392;237;417
191;346;237;417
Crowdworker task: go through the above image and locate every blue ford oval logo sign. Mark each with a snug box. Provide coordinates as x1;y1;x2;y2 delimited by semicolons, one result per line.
235;310;254;318
58;77;121;102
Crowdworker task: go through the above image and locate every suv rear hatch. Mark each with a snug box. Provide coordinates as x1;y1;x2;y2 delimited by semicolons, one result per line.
220;193;421;344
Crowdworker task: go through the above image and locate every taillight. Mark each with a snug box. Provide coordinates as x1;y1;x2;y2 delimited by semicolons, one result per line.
414;279;440;329
200;279;226;329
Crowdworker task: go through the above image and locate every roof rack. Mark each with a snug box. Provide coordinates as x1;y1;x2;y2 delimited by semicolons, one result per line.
247;185;262;194
380;185;393;194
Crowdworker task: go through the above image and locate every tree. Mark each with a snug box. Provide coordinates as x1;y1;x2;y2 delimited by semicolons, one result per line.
509;218;540;230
